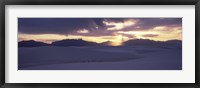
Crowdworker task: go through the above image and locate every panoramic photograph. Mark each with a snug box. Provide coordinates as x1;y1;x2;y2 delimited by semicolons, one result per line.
18;18;182;70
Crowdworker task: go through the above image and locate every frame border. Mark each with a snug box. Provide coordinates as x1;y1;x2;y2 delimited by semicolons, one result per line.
0;0;199;88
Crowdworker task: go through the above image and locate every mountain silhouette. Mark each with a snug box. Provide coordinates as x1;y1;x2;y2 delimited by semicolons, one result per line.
18;39;182;47
18;40;49;47
123;39;161;46
99;41;112;46
51;39;98;47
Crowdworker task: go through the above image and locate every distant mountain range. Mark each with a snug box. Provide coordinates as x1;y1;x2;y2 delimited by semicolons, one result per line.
19;39;99;47
51;39;98;47
18;40;50;47
18;39;182;47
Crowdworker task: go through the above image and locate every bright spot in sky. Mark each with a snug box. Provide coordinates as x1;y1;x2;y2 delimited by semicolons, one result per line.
77;29;89;33
104;19;138;30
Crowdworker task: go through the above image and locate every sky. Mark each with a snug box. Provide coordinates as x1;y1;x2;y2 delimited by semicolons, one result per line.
18;18;182;46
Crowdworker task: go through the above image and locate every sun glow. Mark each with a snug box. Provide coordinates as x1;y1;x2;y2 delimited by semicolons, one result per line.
107;35;123;46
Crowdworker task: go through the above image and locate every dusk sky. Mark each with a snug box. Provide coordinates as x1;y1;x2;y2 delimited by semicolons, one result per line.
18;18;182;46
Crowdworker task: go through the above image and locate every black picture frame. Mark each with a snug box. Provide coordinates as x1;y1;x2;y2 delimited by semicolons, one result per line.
0;0;199;88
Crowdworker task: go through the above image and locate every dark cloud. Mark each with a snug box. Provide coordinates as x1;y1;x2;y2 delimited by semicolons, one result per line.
136;18;182;29
18;18;126;34
19;18;95;34
18;18;182;36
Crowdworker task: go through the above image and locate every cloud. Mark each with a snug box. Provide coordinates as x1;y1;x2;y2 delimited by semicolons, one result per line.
18;18;97;34
142;34;159;37
136;18;182;29
120;18;182;31
104;19;138;30
77;29;89;33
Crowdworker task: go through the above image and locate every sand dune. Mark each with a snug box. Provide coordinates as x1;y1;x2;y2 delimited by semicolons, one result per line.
18;46;182;70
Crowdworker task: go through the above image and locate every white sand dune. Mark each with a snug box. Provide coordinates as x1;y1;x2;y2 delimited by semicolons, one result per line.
18;46;182;70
